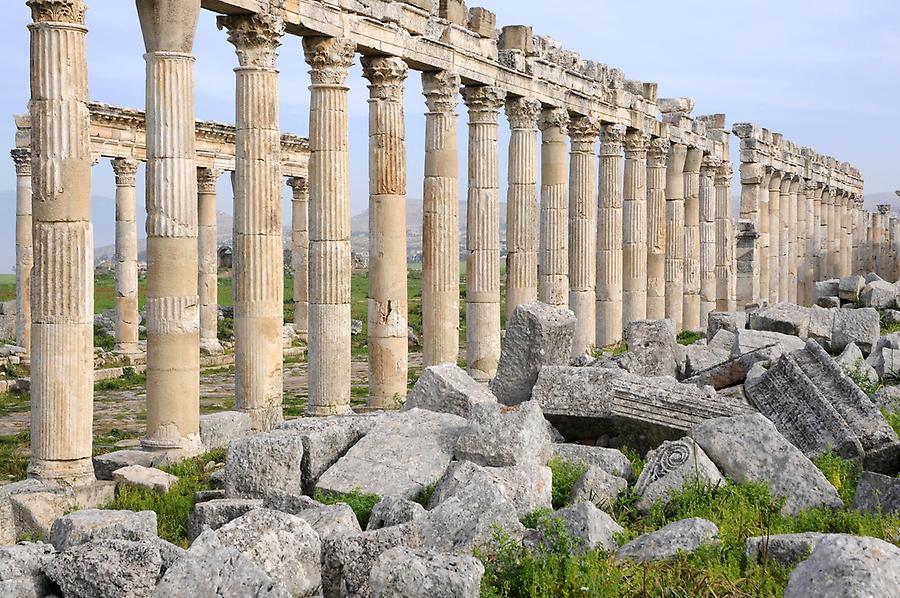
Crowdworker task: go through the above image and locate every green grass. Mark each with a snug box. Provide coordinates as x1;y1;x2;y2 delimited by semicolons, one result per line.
884;409;900;437
94;367;146;391
880;310;900;335
314;488;381;529
413;480;439;508
104;448;226;548
0;431;30;481
0;390;30;417
677;330;702;346
0;274;15;304
548;457;588;510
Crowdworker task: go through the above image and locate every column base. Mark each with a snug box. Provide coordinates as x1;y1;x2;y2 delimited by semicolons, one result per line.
27;457;96;488
141;431;204;457
245;406;284;432
305;404;355;417
200;338;225;356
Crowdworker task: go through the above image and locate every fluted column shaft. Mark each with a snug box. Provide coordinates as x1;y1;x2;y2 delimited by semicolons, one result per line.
778;176;791;302
698;157;717;329
538;108;570;306
112;158;140;355
622;130;650;325
303;36;356;414
788;179;800;303
758;169;772;304
714;163;735;311
664;143;687;330
811;185;823;283
768;173;782;304
27;0;94;483
197;167;223;355
288;177;309;339
11;149;32;354
736;163;762;306
891;216;900;281
504;97;540;321
854;201;867;275
646;138;670;319
568;115;600;355
841;194;852;277
597;124;625;346
682;148;702;332
797;182;812;305
872;206;885;276
820;187;834;279
362;55;409;409
422;71;460;367
462;85;505;382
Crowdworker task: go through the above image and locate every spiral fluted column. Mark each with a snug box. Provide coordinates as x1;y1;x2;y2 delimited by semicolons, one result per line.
664;143;687;330
197;167;223;355
288;177;309;340
111;158;141;356
597;124;625;346
714;162;735;311
646;138;669;320
623;130;650;325
538;108;570;306
682;148;702;332
11;149;32;354
421;71;460;367
699;156;718;329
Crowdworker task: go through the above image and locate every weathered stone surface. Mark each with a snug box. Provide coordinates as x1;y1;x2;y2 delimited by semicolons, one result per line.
534;366;754;451
402;364;497;418
263;490;361;538
322;524;418;598
367;496;426;531
616;319;683;379
836;342;878;386
317;409;466;500
690;414;842;515
191;509;321;597
93;449;167;481
44;539;163;598
634;438;724;512
838;274;865;302
616;518;719;562
784;535;900;598
114;464;178;493
732;329;806;358
860;279;899;309
0;542;56;598
707;311;746;340
10;492;72;540
275;415;377;494
200;411;252;451
817;296;841;308
744;532;827;566
551;444;634;480
851;471;900;514
866;332;900;378
428;460;552;517
369;547;484;598
226;432;305;499
815;278;839;300
50;508;158;551
490;302;576;406
830;307;880;354
454;400;551;467
194;489;225;503
187;498;262;543
681;344;731;379
746;340;900;472
872;385;900;413
749;303;811;337
569;465;628;509
530;502;623;553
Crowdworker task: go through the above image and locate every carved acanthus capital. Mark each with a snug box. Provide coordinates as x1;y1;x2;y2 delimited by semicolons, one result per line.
461;85;506;123
623;130;651;159
287;176;309;198
219;12;285;69
27;0;86;25
599;124;626;156
112;158;140;187
361;55;409;101
538;107;569;135
10;149;31;176
302;36;356;86
505;97;541;131
714;162;733;187
422;70;460;114
647;137;671;168
568;115;601;149
700;154;722;176
196;167;224;194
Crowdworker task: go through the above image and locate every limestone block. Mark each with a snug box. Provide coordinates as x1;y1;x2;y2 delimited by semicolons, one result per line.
200;411;251;451
369;547;484;598
658;98;695;113
0;316;14;341
402;363;497;418
528;502;623;554
44;539;164;598
634;438;724;513
225;432;304;499
438;0;467;25
322;524;418;598
186;498;262;544
784;535;900;598
835;342;878;386
830;307;879;354
616;518;719;562
749;303;811;337
0;300;15;315
551;444;634;480
10;492;72;541
838;274;865;302
490;302;576;406
860;279;899;309
815;279;839;300
617;319;682;378
569;466;628;509
295;503;362;539
690;414;842;516
454;400;551;467
744;532;828;566
851;471;900;515
427;460;552;517
367;496;426;531
402;0;432;11
499;25;534;54
816;296;840;308
0;542;56;598
681;344;730;379
50;509;158;551
316;409;466;500
731;329;806;358
93;449;167;481
114;464;178;493
466;7;496;38
706;311;746;341
0;480;48;545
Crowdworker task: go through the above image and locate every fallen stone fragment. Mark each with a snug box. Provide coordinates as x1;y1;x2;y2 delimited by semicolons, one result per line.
44;538;163;598
851;471;900;515
187;498;262;543
369;547;484;598
322;524;419;598
830;307;880;354
200;411;252;451
616;319;682;378
872;385;900;412
835;342;878;386
860;279;899;309
744;532;828;566
706;311;746;340
568;466;628;509
681;343;731;379
402;363;497;418
749;303;811;337
616;518;719;562
226;432;304;499
367;496;426;531
454;400;551;468
316;409;466;500
815;279;839;301
0;542;56;598
731;329;806;358
490;302;576;406
784;535;900;598
113;464;178;493
816;296;840;308
428;460;552;517
633;438;724;513
0;480;48;544
93;449;167;481
9;492;72;541
50;508;158;551
551;444;634;481
268;497;362;539
529;502;623;554
690;413;842;516
838;274;865;303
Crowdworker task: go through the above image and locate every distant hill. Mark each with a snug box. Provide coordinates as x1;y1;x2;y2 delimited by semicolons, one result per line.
95;211;233;262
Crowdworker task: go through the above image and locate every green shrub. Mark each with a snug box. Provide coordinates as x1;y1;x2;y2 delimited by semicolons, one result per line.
314;488;381;529
413;481;439;508
93;324;115;351
842;359;882;396
814;452;862;505
677;330;702;346
548;457;587;510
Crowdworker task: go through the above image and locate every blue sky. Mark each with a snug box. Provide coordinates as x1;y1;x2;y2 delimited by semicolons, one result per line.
0;0;898;273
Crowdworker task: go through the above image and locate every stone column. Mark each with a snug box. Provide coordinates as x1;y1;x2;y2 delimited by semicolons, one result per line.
879;205;893;278
788;177;801;303
197;167;223;355
504;96;540;321
853;199;867;275
646;138;670;320
287;177;309;340
538;107;569;306
221;13;285;430
137;0;202;453
797;181;811;305
597;124;626;346
11;149;32;353
362;55;409;409
758;168;772;304
421;71;460;367
891;215;900;282
302;36;356;415
111;158;141;356
462;85;505;382
811;183;823;284
622;130;650;325
27;0;94;483
714;162;735;312
840;194;852;277
664;142;687;330
698;155;718;328
778;176;791;302
820;187;834;279
736;163;762;306
768;172;782;304
682;148;702;332
568;115;599;355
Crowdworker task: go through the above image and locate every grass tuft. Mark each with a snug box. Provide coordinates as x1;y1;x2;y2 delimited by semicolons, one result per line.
548;457;587;510
314;488;381;529
676;330;702;346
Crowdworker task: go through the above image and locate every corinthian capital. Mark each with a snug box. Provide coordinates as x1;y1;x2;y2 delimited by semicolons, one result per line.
287;176;309;198
505;97;541;131
538;107;569;135
599;124;626;156
27;0;86;25
647;137;671;168
218;12;285;69
361;56;408;101
714;162;733;187
302;36;356;86
623;130;651;158
700;154;722;176
422;70;460;114
568;115;601;152
461;85;506;123
10;149;31;176
196;167;224;194
112;158;140;187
